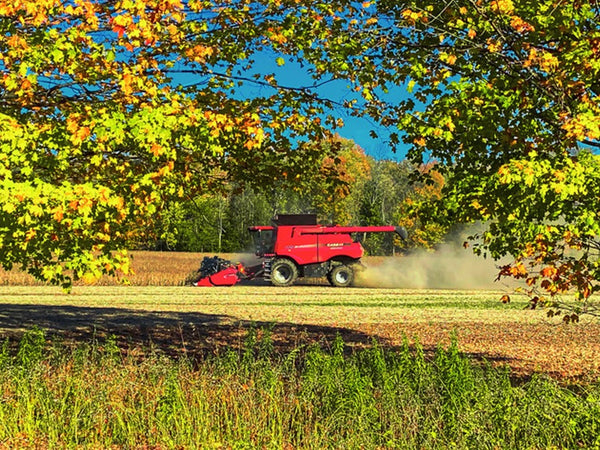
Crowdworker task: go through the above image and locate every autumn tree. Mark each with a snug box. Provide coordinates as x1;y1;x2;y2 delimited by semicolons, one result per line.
0;0;357;287
305;135;372;225
394;163;447;251
8;0;598;309
387;0;600;313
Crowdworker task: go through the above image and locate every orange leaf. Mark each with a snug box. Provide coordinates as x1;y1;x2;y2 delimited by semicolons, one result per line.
540;266;558;278
112;25;126;38
150;143;163;157
53;206;64;222
25;228;36;242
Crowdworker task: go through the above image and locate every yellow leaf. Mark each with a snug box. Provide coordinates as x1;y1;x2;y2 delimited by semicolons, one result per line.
81;272;100;284
91;154;103;166
490;0;514;14
25;228;36;241
3;203;16;213
122;78;134;96
487;40;501;52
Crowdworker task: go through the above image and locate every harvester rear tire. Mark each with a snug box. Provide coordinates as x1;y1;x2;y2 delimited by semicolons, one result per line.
329;265;354;287
270;259;298;287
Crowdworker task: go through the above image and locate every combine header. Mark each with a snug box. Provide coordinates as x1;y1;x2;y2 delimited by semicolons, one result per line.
191;214;406;287
192;256;246;287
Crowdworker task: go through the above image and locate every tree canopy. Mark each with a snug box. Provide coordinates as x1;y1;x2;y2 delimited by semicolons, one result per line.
0;0;355;287
388;0;600;312
392;0;600;312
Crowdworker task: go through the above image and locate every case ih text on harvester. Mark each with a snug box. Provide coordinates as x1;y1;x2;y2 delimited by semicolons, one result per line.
192;214;407;287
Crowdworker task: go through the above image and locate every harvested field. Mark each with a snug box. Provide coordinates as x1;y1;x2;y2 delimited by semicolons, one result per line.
1;282;599;382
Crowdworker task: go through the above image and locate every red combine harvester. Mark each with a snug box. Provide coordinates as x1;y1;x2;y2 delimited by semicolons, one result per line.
191;214;407;287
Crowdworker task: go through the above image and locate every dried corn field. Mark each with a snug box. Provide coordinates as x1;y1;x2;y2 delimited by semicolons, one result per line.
1;251;599;382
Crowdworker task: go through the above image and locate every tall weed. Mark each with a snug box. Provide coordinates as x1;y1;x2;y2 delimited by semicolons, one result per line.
0;328;598;448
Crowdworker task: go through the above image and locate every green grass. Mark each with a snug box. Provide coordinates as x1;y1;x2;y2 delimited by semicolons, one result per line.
0;327;599;449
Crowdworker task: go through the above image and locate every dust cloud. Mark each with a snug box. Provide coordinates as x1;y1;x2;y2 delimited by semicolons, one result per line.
356;243;511;290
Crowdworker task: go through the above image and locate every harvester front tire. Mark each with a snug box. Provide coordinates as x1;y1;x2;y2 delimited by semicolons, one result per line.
329;265;354;287
270;259;298;287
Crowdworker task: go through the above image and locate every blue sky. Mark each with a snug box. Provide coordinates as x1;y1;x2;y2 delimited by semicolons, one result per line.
180;50;411;162
174;47;411;161
323;95;408;161
254;55;410;161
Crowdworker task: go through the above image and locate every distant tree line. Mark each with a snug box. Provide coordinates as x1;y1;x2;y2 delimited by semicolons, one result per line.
138;137;448;255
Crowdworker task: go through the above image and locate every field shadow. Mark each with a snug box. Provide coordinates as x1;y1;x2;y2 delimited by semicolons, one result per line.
0;304;581;382
0;303;381;358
